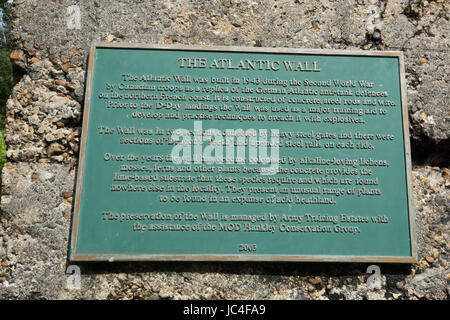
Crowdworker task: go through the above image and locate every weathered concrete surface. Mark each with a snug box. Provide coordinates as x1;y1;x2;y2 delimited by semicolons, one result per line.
7;0;449;150
0;164;448;300
1;0;449;299
0;163;74;299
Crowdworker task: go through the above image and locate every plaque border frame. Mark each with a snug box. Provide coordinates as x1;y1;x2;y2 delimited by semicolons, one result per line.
70;43;417;263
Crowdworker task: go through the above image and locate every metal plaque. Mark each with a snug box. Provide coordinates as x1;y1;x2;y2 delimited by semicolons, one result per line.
70;43;416;263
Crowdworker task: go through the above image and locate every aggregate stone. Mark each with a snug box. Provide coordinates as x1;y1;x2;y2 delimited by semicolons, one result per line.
5;75;81;164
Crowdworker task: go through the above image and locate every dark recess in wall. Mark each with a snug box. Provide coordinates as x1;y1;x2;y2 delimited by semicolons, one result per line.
411;136;450;167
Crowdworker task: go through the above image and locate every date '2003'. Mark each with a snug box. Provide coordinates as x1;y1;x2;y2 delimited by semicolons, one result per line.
239;244;257;252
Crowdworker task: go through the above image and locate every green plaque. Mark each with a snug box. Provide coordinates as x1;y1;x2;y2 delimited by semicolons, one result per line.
70;43;416;262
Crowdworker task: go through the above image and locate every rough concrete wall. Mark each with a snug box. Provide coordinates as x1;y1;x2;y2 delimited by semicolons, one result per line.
0;0;448;299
